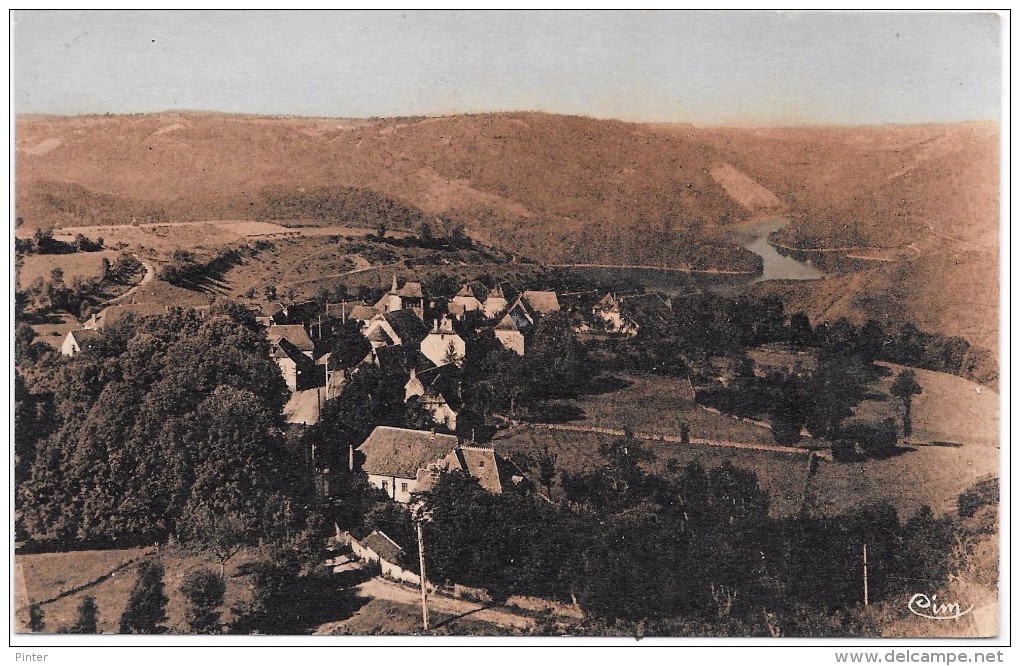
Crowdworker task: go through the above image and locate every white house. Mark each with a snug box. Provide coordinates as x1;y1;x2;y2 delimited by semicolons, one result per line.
356;426;518;503
494;312;526;356
60;329;99;357
419;316;465;366
374;275;425;320
482;285;509;319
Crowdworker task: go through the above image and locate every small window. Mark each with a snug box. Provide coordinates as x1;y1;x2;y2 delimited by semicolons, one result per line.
478;460;485;467
381;480;389;492
401;482;409;493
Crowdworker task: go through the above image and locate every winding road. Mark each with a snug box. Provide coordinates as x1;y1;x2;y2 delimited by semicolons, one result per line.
104;257;155;306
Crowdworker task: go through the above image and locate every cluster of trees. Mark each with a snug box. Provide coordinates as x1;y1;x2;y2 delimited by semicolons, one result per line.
255;185;431;231
358;436;972;635
15;227;105;256
156;248;243;289
16;307;306;548
16;253;144;321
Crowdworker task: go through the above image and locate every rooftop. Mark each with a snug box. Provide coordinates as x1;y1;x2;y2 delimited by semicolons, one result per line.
358;425;460;480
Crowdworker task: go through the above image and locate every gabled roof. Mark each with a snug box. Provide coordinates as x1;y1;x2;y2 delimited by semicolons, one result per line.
358;426;460;479
449;447;502;494
360;530;405;563
521;290;560;314
395;281;424;299
415;364;462;409
495;312;523;332
384;309;429;346
349;305;381;321
268;324;314;352
325;301;369;319
376;345;436;374
595;293;620;311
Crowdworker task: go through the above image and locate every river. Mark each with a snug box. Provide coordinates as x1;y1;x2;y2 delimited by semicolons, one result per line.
732;217;826;283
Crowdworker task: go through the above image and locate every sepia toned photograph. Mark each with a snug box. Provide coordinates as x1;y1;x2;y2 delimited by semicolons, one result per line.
10;10;1005;647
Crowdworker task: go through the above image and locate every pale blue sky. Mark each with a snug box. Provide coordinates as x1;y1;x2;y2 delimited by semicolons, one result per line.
13;10;1002;125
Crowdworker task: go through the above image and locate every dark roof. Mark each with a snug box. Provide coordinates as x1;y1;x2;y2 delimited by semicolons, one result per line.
360;530;405;563
620;293;673;327
416;364;462;408
376;345;436;374
358;426;460;479
271;337;314;364
384;309;429;346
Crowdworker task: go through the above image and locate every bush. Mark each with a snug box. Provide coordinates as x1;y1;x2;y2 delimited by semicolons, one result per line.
838;420;898;459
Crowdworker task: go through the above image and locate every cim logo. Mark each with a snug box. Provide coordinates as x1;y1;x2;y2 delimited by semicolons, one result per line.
908;593;974;621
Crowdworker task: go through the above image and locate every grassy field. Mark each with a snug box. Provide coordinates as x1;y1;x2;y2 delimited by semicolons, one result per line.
544;373;777;444
320;598;516;636
17;250;121;287
14;546;266;634
854;362;999;448
492;427;811;517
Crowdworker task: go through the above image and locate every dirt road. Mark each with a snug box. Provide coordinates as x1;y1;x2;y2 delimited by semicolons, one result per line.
355;577;535;630
105;257;154;306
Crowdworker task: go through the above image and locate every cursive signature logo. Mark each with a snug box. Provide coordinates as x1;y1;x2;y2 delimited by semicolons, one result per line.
908;593;974;621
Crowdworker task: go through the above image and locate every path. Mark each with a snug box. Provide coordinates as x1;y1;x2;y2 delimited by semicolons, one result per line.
103;257;154;306
355;577;536;630
526;422;815;456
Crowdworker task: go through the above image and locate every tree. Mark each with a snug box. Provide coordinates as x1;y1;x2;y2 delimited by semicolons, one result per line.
119;561;168;634
538;445;557;500
180;568;226;634
67;596;99;634
327;319;371;370
890;369;923;437
27;602;45;632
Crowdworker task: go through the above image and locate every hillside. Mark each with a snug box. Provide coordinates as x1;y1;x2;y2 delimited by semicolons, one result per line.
15;112;999;351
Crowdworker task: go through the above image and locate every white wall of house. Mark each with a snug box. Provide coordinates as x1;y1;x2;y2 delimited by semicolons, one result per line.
276;357;298;391
60;334;80;357
420;332;466;366
367;473;417;503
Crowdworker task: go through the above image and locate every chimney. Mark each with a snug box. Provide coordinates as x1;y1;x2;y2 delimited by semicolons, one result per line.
348;444;354;471
391;274;399;293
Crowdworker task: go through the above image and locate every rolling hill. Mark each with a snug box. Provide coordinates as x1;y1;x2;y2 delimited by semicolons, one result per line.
15;111;999;353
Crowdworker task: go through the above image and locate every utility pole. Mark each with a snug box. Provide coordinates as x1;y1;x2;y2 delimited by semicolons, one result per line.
863;543;869;606
416;519;429;633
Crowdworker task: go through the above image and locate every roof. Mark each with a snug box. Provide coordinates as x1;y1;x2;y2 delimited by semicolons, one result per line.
376;345;436;374
384;309;429;346
595;293;620;311
70;328;100;343
271;337;314;364
325;301;370;319
358;426;460;479
450;447;502;494
268;324;314;352
360;530;405;563
395;281;424;299
522;290;560;314
495;312;523;332
348;305;381;321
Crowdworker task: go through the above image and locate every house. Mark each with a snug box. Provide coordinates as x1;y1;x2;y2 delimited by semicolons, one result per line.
60;329;100;357
593;293;639;337
356;426;523;503
267;324;317;391
325;301;380;330
482;284;510;319
363;309;430;353
358;530;407;574
420;316;466;367
448;284;484;319
404;366;461;431
494;312;526;356
357;426;462;503
374;275;425;319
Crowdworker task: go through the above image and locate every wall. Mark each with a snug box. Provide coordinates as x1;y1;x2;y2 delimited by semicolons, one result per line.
337;530;435;592
366;473;417;503
420;332;465;366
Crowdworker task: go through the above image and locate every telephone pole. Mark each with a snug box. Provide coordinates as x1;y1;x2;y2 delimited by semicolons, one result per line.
417;519;429;632
862;543;869;606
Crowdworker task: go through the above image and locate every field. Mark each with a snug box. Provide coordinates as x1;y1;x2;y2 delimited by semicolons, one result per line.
14;546;266;634
320;598;516;636
543;373;777;444
16;250;121;287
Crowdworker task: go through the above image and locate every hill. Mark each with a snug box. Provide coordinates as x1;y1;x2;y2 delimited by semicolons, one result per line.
15;112;999;351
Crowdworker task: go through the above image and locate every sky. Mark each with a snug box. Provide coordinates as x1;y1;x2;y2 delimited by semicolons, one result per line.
12;10;1003;125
